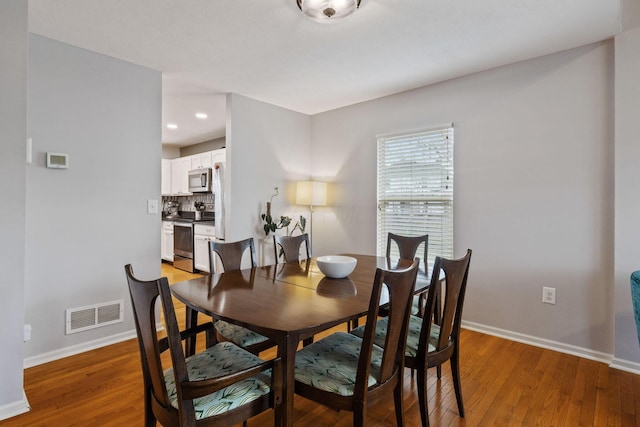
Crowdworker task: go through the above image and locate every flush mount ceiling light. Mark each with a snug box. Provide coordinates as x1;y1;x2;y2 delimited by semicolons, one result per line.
297;0;362;23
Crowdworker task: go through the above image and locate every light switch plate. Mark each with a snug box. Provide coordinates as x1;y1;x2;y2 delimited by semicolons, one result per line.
147;199;158;214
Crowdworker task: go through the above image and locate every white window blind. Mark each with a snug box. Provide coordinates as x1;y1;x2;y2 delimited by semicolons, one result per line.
377;125;454;269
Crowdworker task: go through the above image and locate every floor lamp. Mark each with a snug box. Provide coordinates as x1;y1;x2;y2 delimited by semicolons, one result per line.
296;181;327;252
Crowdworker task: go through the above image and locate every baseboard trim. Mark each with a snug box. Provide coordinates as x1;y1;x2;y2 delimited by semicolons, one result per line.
609;357;640;375
462;320;614;365
24;330;138;369
23;323;163;369
0;391;30;422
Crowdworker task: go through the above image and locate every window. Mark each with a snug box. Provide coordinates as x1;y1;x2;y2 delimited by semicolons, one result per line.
377;125;454;268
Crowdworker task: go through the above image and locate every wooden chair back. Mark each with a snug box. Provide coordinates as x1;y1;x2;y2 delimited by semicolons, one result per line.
355;259;419;401
273;233;310;263
379;233;429;320
386;232;428;270
209;237;257;273
419;249;472;362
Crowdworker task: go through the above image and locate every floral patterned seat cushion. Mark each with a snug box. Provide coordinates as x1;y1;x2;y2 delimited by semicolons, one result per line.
215;320;269;348
163;341;271;420
295;332;384;397
350;315;441;357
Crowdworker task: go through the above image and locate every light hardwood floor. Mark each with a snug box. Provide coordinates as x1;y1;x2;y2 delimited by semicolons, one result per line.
5;263;640;426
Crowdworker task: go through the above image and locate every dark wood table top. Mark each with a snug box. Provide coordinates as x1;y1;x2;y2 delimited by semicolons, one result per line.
170;254;427;339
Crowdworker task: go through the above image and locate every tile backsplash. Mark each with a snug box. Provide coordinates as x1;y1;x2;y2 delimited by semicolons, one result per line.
162;194;214;212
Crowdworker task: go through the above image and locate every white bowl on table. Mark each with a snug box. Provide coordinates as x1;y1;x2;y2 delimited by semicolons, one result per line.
316;255;357;279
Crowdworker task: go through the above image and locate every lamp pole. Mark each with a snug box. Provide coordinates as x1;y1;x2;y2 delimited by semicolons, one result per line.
296;181;327;255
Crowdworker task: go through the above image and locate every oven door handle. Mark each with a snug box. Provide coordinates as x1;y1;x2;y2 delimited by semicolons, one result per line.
174;223;193;228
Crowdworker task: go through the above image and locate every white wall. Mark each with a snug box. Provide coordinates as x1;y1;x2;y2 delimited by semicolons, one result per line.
311;42;615;355
226;94;311;263
0;0;28;418
614;0;640;365
24;35;161;361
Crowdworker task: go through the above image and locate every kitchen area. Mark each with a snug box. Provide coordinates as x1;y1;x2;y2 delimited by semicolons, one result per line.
161;147;226;273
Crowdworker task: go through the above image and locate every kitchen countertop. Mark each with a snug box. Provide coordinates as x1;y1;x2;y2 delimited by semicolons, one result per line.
170;219;215;225
162;211;215;224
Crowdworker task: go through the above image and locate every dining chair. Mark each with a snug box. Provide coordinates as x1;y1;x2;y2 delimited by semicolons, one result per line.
124;264;282;427
349;232;429;331
387;232;429;316
209;237;257;273
208;238;276;355
273;233;311;263
350;249;472;427
294;259;419;427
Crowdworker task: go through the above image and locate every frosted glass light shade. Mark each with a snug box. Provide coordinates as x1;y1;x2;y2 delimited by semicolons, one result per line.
296;181;327;206
297;0;362;22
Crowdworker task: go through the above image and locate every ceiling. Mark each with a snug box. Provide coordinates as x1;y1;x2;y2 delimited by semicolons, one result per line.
28;0;621;147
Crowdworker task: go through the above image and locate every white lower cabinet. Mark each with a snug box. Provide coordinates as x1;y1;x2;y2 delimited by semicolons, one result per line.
161;221;174;262
194;234;211;272
194;224;217;272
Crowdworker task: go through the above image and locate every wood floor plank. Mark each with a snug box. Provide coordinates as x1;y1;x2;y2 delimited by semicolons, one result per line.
3;263;638;427
473;340;526;425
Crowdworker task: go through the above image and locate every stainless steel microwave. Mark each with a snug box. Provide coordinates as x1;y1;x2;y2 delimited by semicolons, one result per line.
188;168;212;193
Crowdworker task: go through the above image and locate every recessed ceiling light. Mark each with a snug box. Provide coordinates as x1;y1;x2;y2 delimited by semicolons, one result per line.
167;123;178;129
195;113;208;119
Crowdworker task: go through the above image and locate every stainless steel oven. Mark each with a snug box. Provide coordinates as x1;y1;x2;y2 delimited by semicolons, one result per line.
173;221;194;272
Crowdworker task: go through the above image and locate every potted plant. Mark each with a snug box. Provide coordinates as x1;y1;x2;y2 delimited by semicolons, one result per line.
261;201;292;235
260;187;306;236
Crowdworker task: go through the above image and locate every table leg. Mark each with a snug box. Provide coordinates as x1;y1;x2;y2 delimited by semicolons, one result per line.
275;333;298;427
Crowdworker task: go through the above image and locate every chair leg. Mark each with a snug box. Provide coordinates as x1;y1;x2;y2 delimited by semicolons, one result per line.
353;405;366;427
185;307;198;357
417;366;430;427
451;349;465;417
436;364;442;379
144;387;156;427
350;318;359;330
394;376;405;427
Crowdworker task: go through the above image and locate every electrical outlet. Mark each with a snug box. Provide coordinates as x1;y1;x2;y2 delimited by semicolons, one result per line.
24;324;32;342
542;287;556;305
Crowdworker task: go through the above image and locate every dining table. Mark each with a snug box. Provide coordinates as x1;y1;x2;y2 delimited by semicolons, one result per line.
170;253;431;427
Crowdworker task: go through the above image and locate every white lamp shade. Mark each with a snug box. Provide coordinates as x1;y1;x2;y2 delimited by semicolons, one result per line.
296;181;327;206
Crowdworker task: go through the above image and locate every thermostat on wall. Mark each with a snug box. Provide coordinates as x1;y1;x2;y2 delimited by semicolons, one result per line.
46;152;69;169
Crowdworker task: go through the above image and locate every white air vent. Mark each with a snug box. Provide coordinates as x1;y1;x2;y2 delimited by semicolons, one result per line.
65;300;124;335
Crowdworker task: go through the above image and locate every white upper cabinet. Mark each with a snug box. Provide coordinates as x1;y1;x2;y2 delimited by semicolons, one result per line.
212;148;226;164
191;151;213;170
161;159;172;196
163;150;223;196
171;157;192;195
